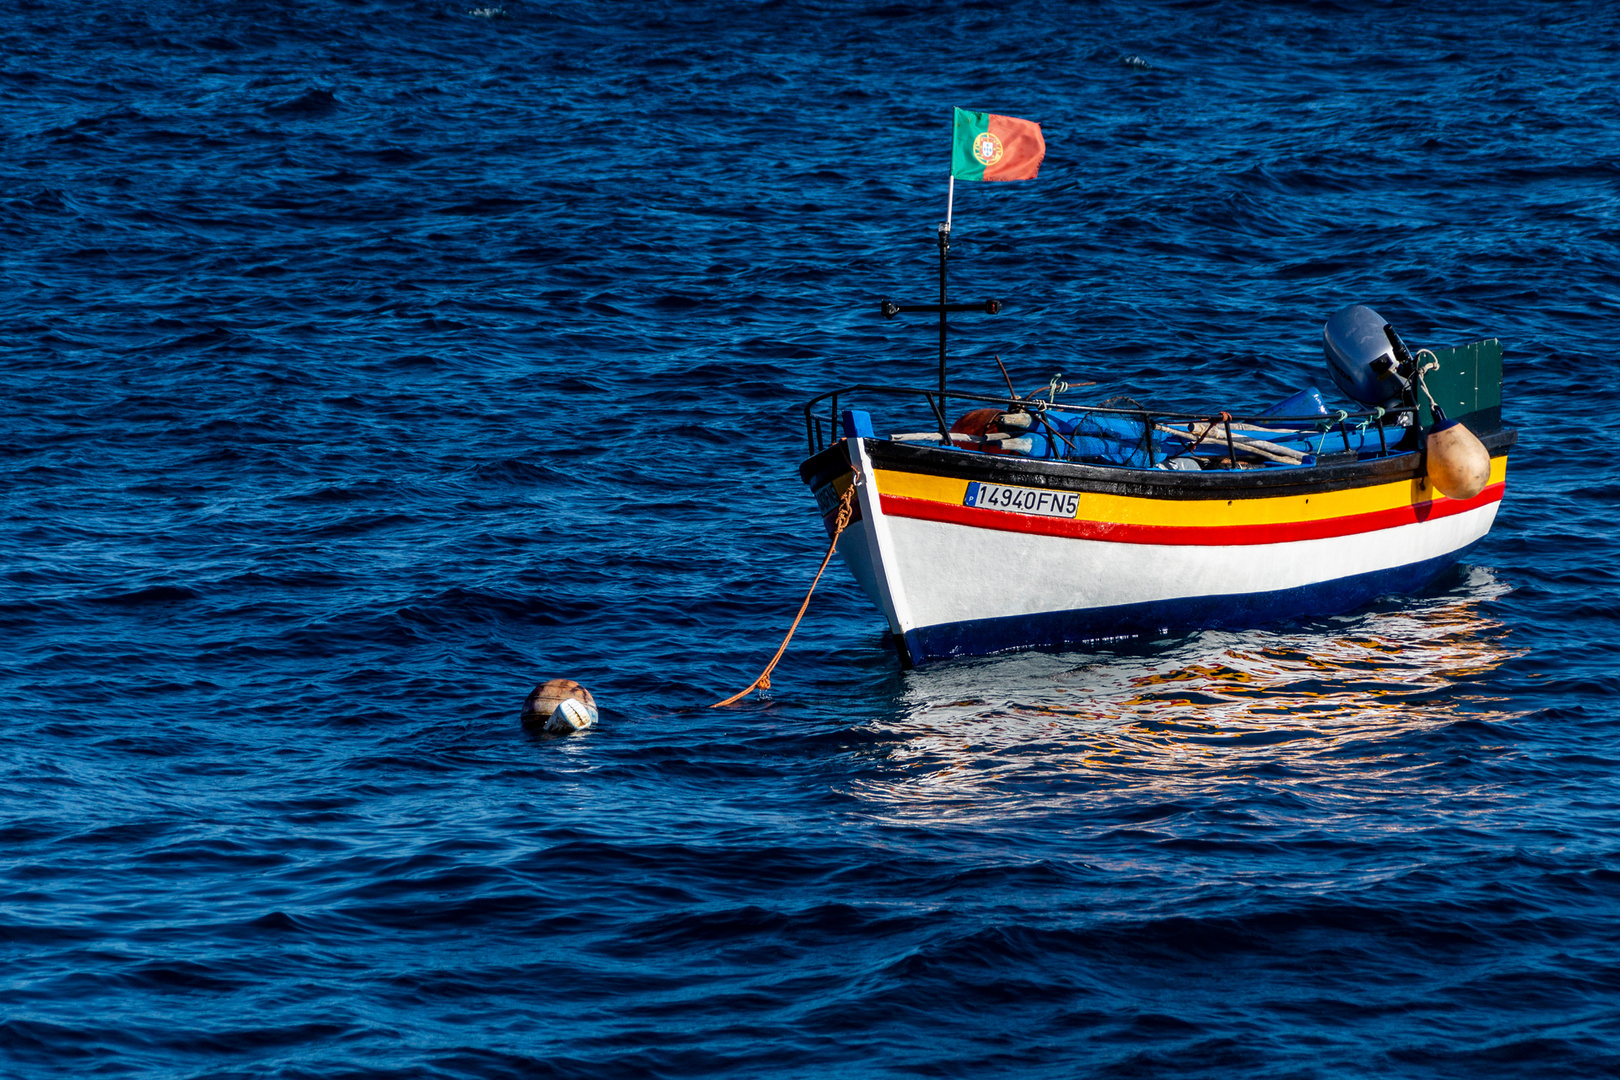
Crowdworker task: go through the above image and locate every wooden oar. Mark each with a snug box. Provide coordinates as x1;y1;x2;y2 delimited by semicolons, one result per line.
1153;423;1307;464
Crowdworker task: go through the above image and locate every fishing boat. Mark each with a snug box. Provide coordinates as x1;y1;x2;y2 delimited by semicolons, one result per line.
798;280;1513;668
789;111;1512;669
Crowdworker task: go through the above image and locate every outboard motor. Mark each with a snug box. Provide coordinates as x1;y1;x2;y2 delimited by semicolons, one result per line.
1322;304;1415;417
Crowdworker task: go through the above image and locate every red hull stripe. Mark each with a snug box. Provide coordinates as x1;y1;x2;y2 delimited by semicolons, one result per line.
880;482;1506;546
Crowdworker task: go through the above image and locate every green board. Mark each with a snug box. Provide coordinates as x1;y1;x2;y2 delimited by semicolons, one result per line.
1417;338;1503;433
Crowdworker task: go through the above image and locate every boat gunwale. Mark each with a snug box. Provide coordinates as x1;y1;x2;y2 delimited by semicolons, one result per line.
799;428;1516;501
799;381;1412;453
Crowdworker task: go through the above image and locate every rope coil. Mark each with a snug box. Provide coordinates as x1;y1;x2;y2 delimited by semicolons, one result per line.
711;481;858;708
1413;348;1443;415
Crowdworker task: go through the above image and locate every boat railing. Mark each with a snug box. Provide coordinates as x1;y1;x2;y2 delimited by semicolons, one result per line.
801;383;1415;466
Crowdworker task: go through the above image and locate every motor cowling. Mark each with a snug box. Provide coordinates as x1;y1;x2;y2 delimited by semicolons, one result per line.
1323;304;1409;409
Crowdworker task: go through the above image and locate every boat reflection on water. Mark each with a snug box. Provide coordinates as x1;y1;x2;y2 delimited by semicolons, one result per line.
849;567;1521;815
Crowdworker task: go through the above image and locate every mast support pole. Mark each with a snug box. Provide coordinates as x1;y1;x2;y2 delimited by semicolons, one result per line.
937;221;950;396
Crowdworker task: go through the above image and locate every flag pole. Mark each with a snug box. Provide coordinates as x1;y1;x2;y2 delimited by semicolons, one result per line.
938;175;954;396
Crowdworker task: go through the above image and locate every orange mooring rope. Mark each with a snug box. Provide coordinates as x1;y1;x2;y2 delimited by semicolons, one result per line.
711;482;857;708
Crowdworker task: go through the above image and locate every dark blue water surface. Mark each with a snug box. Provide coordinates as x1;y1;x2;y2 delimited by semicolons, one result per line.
5;1;1620;1076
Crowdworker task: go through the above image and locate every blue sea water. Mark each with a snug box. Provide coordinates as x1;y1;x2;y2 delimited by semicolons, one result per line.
3;0;1619;1075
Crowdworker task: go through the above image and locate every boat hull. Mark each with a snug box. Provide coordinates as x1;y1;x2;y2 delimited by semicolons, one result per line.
800;434;1513;667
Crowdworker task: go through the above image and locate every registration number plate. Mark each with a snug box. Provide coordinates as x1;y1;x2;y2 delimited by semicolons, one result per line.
964;481;1079;518
815;483;846;517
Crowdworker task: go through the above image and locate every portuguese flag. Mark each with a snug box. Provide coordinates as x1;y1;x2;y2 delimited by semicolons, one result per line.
951;107;1045;182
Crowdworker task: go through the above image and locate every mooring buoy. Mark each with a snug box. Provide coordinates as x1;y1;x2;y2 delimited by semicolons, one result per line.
522;679;598;734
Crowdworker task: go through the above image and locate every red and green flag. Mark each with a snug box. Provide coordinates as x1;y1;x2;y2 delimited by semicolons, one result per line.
951;107;1045;182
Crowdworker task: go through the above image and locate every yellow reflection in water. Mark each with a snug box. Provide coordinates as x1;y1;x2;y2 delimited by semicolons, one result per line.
849;567;1522;816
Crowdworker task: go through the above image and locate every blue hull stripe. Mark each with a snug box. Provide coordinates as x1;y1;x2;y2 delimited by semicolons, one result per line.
900;547;1475;666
